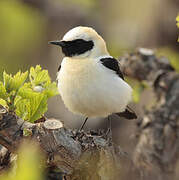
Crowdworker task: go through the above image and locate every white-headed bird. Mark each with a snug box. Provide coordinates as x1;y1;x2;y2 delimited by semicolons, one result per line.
49;26;137;130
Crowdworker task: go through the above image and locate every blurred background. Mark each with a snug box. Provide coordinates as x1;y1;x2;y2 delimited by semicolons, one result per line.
0;0;178;168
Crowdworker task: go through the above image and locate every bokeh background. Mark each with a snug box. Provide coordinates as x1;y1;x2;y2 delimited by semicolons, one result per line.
0;0;178;177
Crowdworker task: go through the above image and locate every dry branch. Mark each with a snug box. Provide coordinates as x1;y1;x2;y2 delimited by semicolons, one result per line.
120;48;179;180
0;106;120;180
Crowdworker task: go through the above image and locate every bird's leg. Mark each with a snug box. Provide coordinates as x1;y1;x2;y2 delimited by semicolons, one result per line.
106;115;113;142
74;117;88;138
79;117;88;131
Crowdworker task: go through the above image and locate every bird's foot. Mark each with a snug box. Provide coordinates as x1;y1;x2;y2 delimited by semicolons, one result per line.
104;127;113;145
72;129;85;141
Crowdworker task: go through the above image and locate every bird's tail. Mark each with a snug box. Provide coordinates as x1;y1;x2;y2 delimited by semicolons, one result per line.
116;106;137;120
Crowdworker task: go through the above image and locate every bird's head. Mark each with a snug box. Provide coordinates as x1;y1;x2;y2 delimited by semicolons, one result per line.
49;26;109;59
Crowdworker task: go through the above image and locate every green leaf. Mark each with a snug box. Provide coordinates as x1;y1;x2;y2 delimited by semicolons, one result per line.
28;92;47;123
29;64;59;97
16;87;48;122
23;128;32;136
0;81;7;99
3;71;28;92
13;71;28;90
29;65;50;87
0;99;8;108
44;82;59;98
2;65;58;122
15;98;31;120
3;71;14;93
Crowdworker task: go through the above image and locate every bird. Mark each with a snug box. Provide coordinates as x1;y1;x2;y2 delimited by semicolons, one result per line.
49;26;137;131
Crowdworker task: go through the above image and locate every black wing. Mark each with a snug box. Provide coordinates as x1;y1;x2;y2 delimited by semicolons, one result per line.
58;64;61;71
116;106;137;120
100;57;124;80
100;58;137;120
56;64;61;83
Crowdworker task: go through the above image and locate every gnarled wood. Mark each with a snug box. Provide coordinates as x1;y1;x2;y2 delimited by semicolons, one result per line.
120;48;179;180
0;106;120;179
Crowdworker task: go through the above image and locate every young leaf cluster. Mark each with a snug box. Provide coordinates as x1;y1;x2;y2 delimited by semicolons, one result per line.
0;65;59;122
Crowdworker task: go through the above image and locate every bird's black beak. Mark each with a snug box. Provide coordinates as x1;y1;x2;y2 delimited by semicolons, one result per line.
48;40;66;47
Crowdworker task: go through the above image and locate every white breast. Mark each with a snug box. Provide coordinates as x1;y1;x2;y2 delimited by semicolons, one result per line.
57;57;132;117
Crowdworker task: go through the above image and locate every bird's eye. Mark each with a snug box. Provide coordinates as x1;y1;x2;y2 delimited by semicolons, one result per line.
73;39;84;44
61;38;94;57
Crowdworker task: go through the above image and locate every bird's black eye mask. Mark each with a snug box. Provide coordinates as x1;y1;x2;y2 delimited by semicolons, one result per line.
49;39;94;57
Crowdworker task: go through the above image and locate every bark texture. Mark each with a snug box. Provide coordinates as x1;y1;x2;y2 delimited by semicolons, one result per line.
120;48;179;180
0;107;120;180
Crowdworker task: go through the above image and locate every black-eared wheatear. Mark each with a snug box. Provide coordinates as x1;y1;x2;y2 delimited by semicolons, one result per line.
49;26;137;130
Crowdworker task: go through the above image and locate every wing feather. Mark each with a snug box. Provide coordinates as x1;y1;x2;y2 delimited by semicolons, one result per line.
100;57;124;80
